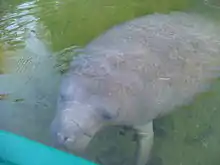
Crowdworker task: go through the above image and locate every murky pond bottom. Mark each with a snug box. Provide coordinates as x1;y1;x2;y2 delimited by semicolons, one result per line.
1;0;220;165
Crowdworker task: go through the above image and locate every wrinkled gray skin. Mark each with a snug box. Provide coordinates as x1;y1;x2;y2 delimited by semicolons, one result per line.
51;12;220;165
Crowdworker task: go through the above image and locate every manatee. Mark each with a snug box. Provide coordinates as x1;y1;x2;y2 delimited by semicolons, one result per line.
51;12;220;165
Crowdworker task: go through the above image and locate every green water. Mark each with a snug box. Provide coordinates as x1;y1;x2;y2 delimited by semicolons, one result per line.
1;0;220;165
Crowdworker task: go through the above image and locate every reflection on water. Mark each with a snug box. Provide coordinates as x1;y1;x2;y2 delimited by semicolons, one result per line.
0;0;60;145
204;0;220;9
1;0;220;165
0;32;60;145
0;1;37;50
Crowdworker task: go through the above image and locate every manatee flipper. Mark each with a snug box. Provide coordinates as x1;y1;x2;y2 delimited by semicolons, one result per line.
134;122;154;165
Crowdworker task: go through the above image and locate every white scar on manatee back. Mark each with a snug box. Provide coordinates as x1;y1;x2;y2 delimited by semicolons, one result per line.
52;12;220;165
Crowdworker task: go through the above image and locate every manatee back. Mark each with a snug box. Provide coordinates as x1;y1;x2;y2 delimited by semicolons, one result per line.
68;12;220;126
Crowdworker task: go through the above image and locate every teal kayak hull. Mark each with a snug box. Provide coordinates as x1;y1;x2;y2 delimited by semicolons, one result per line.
0;131;97;165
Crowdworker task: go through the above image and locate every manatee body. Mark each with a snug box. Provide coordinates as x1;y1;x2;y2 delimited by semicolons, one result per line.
51;12;220;165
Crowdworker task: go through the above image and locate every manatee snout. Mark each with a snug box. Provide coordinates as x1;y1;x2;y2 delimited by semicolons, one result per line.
50;100;104;153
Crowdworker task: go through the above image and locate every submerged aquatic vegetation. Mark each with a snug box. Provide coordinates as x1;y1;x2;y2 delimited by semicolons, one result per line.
0;93;8;100
54;45;83;74
0;47;4;74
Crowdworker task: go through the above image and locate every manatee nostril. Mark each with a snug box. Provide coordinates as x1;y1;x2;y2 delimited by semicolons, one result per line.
57;133;69;143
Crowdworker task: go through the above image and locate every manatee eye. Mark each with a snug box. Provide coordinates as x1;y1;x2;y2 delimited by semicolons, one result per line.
101;111;113;120
96;107;119;121
63;136;69;141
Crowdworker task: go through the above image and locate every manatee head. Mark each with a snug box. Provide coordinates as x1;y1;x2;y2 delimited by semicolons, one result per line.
51;101;103;154
50;73;114;154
